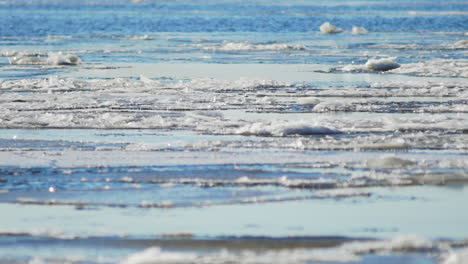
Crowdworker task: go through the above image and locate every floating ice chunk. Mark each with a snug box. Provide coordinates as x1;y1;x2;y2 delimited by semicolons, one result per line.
130;35;153;40
319;22;343;34
46;52;82;65
342;57;400;72
366;156;416;169
8;52;82;65
203;42;306;52
352;26;368;34
342;235;435;254
341;64;367;72
365;57;400;71
453;40;468;49
1;50;45;57
236;121;340;136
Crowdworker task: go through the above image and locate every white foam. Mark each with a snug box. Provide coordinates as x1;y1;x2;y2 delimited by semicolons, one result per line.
319;22;343;34
202;42;306;52
352;26;368;34
7;52;82;65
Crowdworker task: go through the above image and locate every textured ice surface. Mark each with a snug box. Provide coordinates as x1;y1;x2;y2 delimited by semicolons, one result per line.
1;1;468;263
7;52;82;65
201;42;306;52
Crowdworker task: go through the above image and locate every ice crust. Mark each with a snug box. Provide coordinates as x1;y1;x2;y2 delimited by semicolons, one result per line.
443;247;468;264
120;235;453;264
6;52;82;65
202;42;306;52
343;58;468;77
235;121;340;136
0;77;467;135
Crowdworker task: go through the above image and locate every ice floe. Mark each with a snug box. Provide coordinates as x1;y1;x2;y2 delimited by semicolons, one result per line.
235;121;340;136
343;58;468;77
351;26;368;34
202;42;306;52
130;35;153;40
7;52;82;66
120;235;460;264
319;22;343;34
342;57;400;72
392;59;468;78
453;40;468;49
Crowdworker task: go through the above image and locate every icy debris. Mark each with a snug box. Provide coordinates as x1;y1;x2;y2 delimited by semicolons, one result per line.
130;35;153;40
365;57;400;71
442;247;468;264
453;40;468;49
236;121;340;136
370;80;468;97
352;26;368;34
319;22;343;34
391;59;468;78
313;101;352;112
342;57;400;72
120;236;449;264
7;52;82;65
202;42;306;52
1;50;45;57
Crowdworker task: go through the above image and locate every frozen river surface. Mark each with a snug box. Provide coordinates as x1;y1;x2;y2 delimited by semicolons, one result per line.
0;0;467;263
